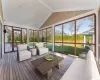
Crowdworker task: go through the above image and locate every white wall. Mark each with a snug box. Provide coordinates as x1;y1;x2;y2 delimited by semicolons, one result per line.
98;7;100;64
0;21;2;59
1;24;4;57
0;16;4;57
4;22;38;30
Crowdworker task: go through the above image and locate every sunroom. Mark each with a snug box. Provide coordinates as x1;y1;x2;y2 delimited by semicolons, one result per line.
0;0;100;80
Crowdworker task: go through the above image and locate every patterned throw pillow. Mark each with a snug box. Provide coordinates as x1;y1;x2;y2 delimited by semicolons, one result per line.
28;44;33;48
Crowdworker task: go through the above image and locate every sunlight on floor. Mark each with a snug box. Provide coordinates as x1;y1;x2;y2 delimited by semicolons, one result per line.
55;53;67;59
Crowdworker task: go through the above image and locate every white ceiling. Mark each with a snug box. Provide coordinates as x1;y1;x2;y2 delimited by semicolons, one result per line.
2;0;52;29
1;0;99;29
41;0;98;12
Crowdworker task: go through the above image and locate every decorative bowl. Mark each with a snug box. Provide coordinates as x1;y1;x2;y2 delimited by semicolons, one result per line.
45;54;54;61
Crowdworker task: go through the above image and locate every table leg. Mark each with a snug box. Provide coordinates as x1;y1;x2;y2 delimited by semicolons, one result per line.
44;69;52;80
56;62;61;69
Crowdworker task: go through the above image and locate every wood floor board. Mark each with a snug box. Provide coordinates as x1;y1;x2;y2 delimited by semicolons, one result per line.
13;53;24;80
11;53;17;80
9;53;13;80
25;60;45;80
0;52;75;80
3;54;8;80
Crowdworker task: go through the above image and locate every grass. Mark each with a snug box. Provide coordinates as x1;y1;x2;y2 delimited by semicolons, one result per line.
47;44;53;51
47;43;88;56
76;47;88;56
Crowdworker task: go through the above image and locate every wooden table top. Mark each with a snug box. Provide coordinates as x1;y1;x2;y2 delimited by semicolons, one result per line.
31;54;63;75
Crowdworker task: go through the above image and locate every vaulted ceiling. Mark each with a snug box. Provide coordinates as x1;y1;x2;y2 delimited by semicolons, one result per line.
1;0;99;29
40;10;91;29
41;0;98;12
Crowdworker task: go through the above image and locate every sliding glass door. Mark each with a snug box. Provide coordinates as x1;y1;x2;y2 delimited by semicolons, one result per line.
75;15;95;55
0;22;2;59
47;27;52;51
38;27;52;51
39;30;42;42
13;29;21;51
54;25;63;53
34;31;38;42
29;29;38;42
4;26;27;53
4;26;12;52
29;30;34;42
22;28;27;43
63;21;75;55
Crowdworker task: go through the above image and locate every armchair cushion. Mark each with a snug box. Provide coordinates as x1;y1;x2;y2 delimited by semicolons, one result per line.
35;43;44;48
17;44;27;50
17;44;31;62
19;50;31;56
38;47;48;55
19;50;31;61
34;42;49;55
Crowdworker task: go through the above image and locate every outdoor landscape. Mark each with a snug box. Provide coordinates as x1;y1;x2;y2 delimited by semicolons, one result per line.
5;15;95;56
5;27;27;52
47;15;95;56
54;15;95;56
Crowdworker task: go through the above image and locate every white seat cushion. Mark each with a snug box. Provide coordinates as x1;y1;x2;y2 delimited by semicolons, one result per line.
19;50;31;61
60;58;85;80
18;44;27;50
39;47;48;55
35;43;44;48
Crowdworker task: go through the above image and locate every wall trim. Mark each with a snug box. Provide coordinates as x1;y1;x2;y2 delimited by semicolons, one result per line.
4;21;38;30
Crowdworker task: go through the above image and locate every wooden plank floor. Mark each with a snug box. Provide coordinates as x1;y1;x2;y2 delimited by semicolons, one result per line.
0;52;75;80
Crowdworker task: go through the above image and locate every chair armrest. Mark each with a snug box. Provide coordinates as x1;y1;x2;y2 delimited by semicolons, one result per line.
27;46;30;51
79;52;87;59
17;46;20;62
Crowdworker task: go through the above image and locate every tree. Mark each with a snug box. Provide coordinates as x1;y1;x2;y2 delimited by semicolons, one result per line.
76;18;86;34
69;22;74;35
87;16;94;28
8;33;12;42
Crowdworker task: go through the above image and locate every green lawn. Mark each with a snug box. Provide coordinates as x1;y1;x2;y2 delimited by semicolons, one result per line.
47;44;88;56
47;43;53;51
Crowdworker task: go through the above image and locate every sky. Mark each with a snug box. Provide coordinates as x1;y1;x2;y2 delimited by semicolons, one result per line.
55;16;94;35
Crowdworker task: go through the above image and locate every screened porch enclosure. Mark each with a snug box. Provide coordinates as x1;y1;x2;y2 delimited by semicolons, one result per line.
38;27;53;51
54;14;96;56
4;14;96;56
38;14;96;56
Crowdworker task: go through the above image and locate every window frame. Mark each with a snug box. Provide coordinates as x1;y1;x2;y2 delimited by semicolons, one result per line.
54;14;96;56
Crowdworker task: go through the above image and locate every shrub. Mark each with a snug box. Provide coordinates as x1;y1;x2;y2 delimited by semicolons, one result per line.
85;45;90;50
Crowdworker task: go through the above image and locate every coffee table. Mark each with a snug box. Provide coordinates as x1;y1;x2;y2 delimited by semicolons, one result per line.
31;54;63;80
